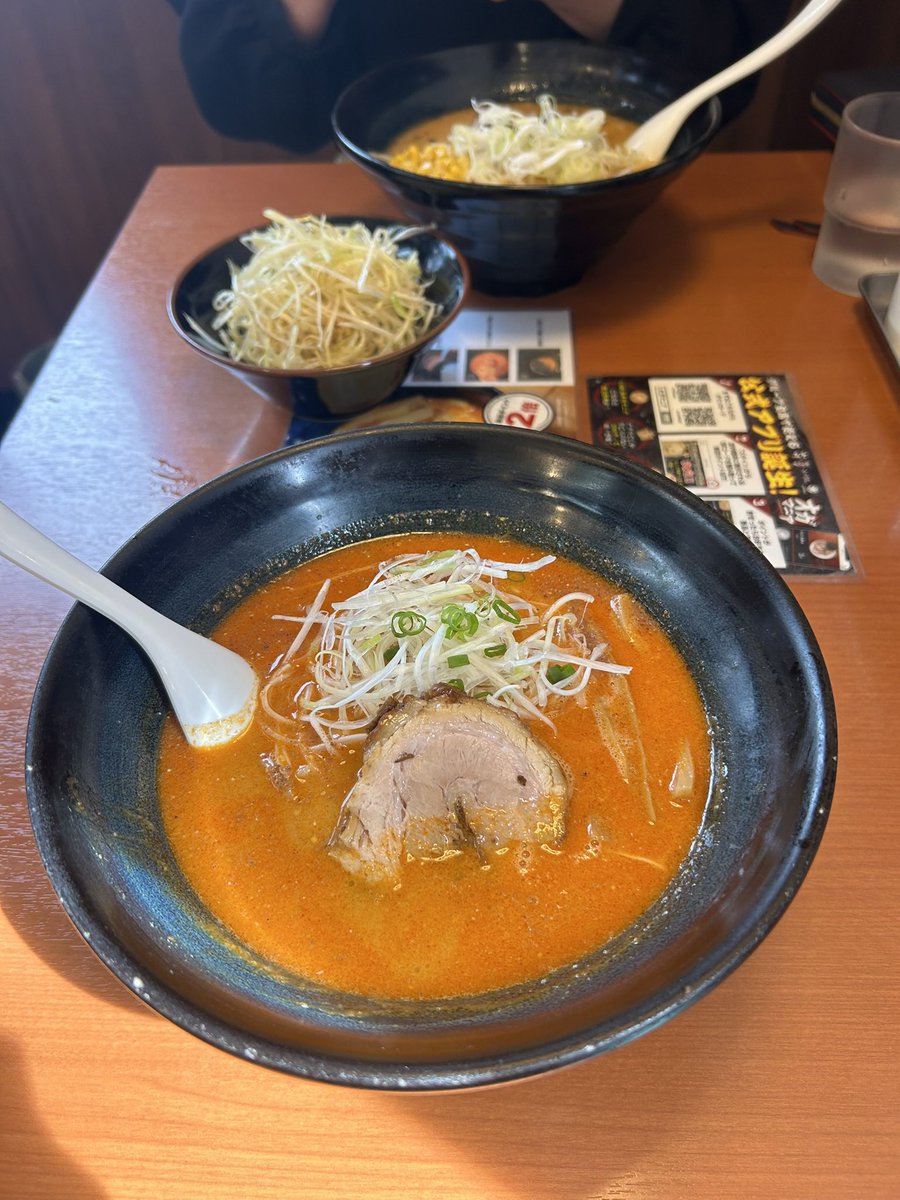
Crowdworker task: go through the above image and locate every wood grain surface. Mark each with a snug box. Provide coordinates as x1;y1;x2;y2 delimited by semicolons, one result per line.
0;155;897;1200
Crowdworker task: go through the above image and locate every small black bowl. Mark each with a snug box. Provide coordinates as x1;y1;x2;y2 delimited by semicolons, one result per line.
332;40;721;295
167;216;469;414
25;426;835;1091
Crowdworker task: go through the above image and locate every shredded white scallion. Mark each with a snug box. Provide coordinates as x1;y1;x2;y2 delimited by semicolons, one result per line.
260;547;631;750
448;95;650;186
210;211;440;370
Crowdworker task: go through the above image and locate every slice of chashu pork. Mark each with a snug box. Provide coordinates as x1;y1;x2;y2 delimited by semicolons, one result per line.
328;686;571;883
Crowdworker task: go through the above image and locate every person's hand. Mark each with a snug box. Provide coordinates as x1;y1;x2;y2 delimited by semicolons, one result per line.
535;0;623;40
282;0;624;47
281;0;337;39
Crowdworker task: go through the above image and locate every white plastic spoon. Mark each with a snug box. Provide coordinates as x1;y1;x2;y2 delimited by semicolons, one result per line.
0;501;258;748
626;0;845;164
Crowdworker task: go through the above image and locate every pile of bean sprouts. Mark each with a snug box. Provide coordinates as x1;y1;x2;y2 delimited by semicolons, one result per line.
260;548;631;751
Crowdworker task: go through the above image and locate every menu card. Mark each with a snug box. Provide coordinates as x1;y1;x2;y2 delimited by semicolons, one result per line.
588;374;855;576
403;309;575;388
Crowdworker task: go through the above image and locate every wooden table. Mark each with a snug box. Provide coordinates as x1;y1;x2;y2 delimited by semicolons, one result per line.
1;155;898;1200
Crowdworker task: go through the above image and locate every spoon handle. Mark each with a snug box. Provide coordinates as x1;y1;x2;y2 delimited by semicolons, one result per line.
0;500;165;645
629;0;845;159
0;500;257;745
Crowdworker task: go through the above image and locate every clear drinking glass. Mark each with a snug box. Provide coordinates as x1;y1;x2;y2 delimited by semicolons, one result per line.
885;273;900;353
812;92;900;296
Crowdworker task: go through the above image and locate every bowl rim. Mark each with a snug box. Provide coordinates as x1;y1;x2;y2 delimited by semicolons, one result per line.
25;425;837;1092
166;215;471;380
331;38;722;198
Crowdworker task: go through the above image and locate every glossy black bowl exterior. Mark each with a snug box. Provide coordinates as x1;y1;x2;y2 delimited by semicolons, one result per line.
167;217;469;414
332;41;721;295
26;427;835;1090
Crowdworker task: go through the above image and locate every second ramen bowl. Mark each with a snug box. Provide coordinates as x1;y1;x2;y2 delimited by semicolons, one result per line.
25;426;834;1090
332;40;721;294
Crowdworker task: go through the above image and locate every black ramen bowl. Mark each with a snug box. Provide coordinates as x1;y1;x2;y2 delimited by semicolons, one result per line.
25;427;835;1090
167;217;469;414
332;41;721;295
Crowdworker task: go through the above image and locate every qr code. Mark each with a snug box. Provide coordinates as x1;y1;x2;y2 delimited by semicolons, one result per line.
681;406;714;426
674;382;712;403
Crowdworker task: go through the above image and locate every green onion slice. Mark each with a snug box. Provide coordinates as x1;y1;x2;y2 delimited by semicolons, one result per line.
492;597;521;625
447;677;465;691
483;643;507;658
384;643;400;663
447;653;470;668
547;663;577;684
440;604;479;640
391;610;426;637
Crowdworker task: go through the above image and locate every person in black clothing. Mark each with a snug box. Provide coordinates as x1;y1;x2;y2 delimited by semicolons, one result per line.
165;0;793;155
